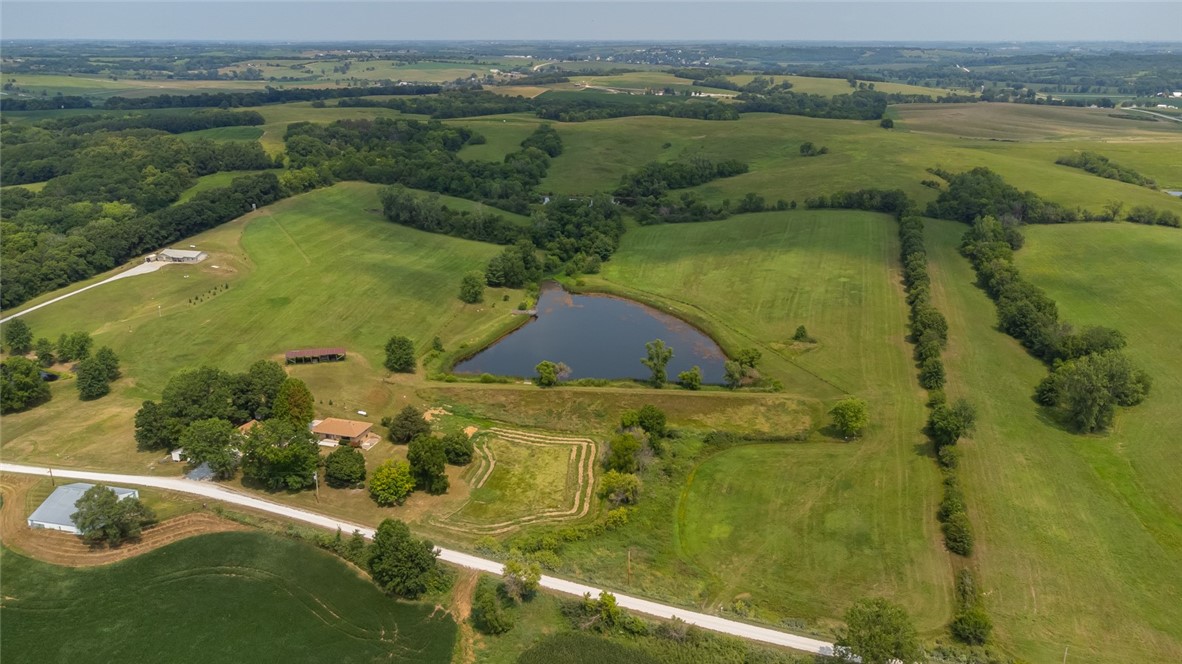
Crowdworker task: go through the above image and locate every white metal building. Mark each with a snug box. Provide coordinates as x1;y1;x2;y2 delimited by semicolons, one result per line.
26;482;140;535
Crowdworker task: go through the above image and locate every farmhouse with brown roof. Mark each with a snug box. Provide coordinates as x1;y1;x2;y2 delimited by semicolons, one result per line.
311;418;375;447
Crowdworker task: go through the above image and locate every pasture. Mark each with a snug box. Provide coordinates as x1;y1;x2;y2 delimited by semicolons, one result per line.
1;183;521;470
178;169;273;202
557;210;952;631
925;218;1182;663
0;532;456;664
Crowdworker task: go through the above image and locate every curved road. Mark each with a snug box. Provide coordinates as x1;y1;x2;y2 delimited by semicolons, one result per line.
1;462;835;656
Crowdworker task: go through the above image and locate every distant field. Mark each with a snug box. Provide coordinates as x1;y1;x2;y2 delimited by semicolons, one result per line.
895;102;1182;141
178;169;272;202
1;181;48;193
925;219;1182;664
0;73;277;99
727;73;964;98
177;125;265;143
0;183;521;471
552;71;738;96
0;532;456;664
560;210;952;631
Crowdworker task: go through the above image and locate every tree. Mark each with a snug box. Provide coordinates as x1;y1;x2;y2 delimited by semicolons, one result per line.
72;484;157;546
918;356;945;390
233;359;287;420
384;335;416;373
605;434;641;473
92;346;120;382
134;400;177;450
459;273;485;304
880;118;894;129
3;319;33;355
640;339;673;388
502;559;542;602
34;337;55;367
723;360;745;390
324;446;366;488
472;577;515;634
272;377;315;426
1045;350;1151;432
950;606;992;646
75;357;111;401
928;399;977;448
835;597;924;664
408;435;449;494
677;365;702;390
830;398;869;439
56;331;93;363
792;325;815;342
369;459;415;506
735;348;761;369
386;405;430;443
180;418;241;479
367;518;439;598
636;404;667;438
240;419;320;491
1;356;51;413
942;510;975;556
598;470;641;506
535;360;559;387
800;141;815;156
441;431;474;465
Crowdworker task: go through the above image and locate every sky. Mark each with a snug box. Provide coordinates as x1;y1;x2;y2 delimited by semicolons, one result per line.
2;1;1179;42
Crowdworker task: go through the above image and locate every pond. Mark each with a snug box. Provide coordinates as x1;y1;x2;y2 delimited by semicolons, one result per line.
455;283;727;383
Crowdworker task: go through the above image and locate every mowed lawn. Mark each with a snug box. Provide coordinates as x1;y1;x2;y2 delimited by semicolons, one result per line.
0;532;456;664
1;183;519;470
925;218;1182;663
578;211;952;631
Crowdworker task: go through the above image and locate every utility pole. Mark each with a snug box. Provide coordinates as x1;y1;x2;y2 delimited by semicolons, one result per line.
314;471;320;503
48;468;55;486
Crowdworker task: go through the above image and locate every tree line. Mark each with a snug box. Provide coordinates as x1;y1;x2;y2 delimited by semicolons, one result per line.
1055;151;1157;189
98;84;442;110
39;109;265;135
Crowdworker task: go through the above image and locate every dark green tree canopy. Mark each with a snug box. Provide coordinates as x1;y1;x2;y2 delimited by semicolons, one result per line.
407;434;449;495
71;484;157;546
3;319;33;355
367;518;439;599
385;405;431;443
324;446;367;488
1;356;51;414
384;336;416;373
835;597;924;664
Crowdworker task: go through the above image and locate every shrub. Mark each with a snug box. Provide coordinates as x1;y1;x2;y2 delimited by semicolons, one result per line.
598;471;641;506
384;335;416;373
677;365;702;390
829;397;869;438
950;605;993;645
918;356;946;390
441;431;474;465
472;577;515;634
369;460;415;506
942;510;975;556
605;434;641;473
636;404;667;438
324;446;366;488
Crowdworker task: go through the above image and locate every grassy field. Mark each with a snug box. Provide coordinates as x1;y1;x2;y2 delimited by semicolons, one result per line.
1;182;522;471
178;169;273;202
177;125;265;143
925;218;1182;663
0;532;456;663
555;210;951;632
448;433;580;526
727;73;964;98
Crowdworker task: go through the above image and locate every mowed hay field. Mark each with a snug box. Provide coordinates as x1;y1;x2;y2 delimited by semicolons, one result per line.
0;532;456;664
1;182;520;470
925;218;1182;663
568;211;952;631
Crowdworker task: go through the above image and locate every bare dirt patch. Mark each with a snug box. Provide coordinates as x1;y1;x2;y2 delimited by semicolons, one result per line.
0;476;247;567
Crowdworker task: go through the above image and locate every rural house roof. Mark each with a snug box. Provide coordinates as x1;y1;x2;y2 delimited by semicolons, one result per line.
311;418;373;439
160;248;205;259
27;482;138;530
237;420;260;434
285;347;346;360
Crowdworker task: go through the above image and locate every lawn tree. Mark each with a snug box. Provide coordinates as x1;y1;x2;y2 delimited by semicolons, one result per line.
459;272;485;304
641;339;673;388
234;359;287;420
384;335;416;373
385;405;431;443
56;331;93;363
441;431;474;465
735;348;761;369
34;337;55;367
502;559;542;602
677;365;702;390
927;399;977;448
134;400;177;450
240;419;320;491
367;518;439;598
598;470;641;506
792;325;814;342
93;346;121;382
830;398;869;438
180;417;241;479
3;319;33;355
324;446;367;488
1042;350;1151;432
272;377;315;426
408;435;450;494
369;459;415;506
71;484;157;546
75;357;112;401
835;597;924;664
1;356;51;413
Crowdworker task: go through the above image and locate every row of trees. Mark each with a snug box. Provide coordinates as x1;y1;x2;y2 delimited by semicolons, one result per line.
1055;151;1157;188
959;216;1151;432
613;157;749;200
42;109;265;136
100;84;442;110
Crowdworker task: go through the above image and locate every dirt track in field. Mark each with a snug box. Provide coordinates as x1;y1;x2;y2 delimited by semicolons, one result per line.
0;475;247;567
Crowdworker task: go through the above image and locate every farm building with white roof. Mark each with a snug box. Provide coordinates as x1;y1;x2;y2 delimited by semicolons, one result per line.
146;248;208;263
26;482;139;535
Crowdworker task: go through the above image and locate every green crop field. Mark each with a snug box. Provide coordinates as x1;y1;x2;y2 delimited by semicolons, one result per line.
0;532;456;664
1;182;522;471
559;210;951;631
925;218;1182;663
